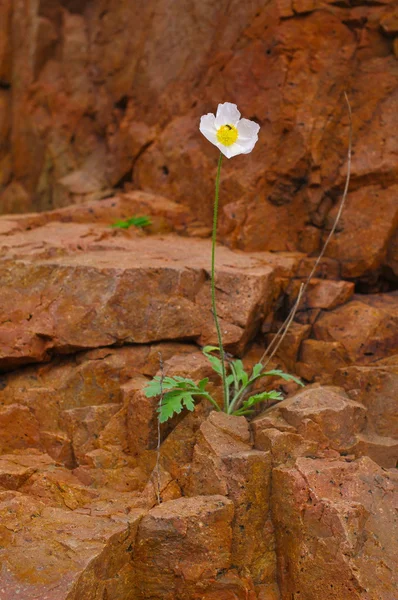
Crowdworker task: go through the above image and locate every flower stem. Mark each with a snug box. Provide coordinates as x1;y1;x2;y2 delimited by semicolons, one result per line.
211;152;229;410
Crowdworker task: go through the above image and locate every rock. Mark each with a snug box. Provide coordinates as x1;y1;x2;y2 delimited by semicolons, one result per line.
278;387;366;452
0;0;396;282
266;322;311;372
324;185;398;280
334;361;398;441
188;412;276;584
0;342;200;468
0;0;11;83
0;190;191;234
333;359;398;466
297;339;350;382
64;403;121;463
380;10;398;36
0;181;31;214
288;278;355;311
0;404;41;453
272;457;398;599
313;295;398;364
0;232;289;368
0;490;145;600
131;495;234;599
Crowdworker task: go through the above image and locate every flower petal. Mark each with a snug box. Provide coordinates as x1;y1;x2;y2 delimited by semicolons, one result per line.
237;118;260;142
199;113;217;145
215;142;242;159
215;102;241;128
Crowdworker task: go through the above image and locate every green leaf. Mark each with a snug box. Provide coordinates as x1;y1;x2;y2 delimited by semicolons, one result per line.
232;389;283;416
111;215;152;229
244;390;283;407
230;359;249;387
202;346;223;375
226;373;235;387
251;363;264;378
263;370;304;387
197;377;209;391
158;389;197;423
111;220;130;229
144;376;176;397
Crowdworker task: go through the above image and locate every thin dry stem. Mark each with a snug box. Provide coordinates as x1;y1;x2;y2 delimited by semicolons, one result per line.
259;92;353;367
155;351;164;504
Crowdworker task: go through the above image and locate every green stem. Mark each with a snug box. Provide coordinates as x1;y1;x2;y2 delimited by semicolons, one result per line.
228;383;249;414
200;392;222;412
211;152;229;410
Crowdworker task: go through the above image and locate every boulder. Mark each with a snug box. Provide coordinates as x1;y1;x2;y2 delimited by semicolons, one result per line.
272;457;398;600
0;231;292;368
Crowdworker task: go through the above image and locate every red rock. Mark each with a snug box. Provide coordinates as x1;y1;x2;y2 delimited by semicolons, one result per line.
334;361;398;441
272;457;398;599
0;404;40;453
324;185;398;279
333;359;398;466
266;322;311;372
380;10;398;35
253;426;319;467
297;339;351;382
313;296;398;363
64;403;120;463
0;190;191;234
0;0;395;282
288;278;354;311
0;342;198;466
0;233;283;368
0;0;11;82
346;433;398;469
131;495;234;598
0;490;145;599
278;387;366;452
187;413;276;584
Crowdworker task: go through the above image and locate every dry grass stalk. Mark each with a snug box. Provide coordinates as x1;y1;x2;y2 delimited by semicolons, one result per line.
260;92;353;368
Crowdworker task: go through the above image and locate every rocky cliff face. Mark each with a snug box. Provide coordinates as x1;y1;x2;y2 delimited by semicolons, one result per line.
0;1;397;599
1;0;398;283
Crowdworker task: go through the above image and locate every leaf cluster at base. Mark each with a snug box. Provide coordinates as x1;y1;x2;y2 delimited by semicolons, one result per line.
144;346;303;423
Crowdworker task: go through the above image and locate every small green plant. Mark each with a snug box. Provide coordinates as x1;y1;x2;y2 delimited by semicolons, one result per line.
145;345;303;423
111;215;152;229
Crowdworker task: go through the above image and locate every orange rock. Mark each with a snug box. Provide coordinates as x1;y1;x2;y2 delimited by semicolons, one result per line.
333;359;398;466
272;457;398;599
0;233;282;368
288;278;355;311
324;185;398;279
297;339;351;382
278;387;366;452
313;296;398;363
188;412;276;584
0;0;11;82
0;404;40;453
0;490;145;599
132;495;234;598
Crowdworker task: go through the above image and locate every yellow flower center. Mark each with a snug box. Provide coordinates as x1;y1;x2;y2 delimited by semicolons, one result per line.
216;124;238;146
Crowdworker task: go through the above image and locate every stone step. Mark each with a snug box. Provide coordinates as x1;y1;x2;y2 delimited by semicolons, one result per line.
0;227;299;369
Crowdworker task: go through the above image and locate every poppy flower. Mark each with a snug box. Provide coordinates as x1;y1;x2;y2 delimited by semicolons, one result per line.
199;102;260;158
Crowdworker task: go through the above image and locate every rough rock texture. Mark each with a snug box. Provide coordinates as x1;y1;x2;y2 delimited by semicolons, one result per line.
1;0;397;285
273;457;398;600
1;1;398;597
252;381;398;469
0;217;302;369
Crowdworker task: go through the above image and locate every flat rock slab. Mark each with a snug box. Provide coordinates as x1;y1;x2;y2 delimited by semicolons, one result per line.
0;229;299;369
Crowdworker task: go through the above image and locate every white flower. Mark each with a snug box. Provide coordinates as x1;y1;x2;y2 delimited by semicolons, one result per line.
199;102;260;159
